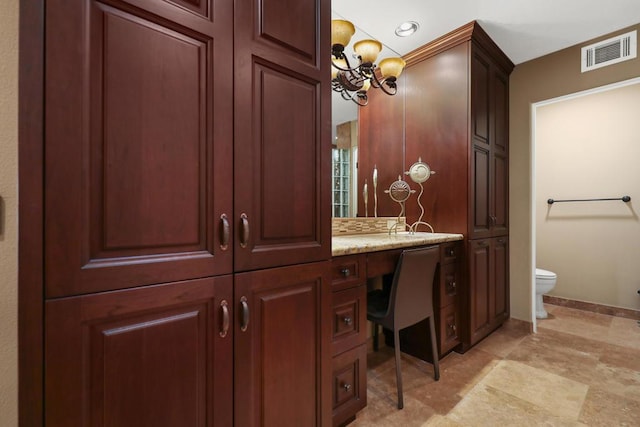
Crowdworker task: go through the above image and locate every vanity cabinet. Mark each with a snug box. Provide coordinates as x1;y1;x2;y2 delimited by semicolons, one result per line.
27;0;332;425
437;242;463;353
330;255;368;426
358;21;513;351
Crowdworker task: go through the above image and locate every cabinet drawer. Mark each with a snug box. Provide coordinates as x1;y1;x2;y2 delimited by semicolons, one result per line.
439;303;460;354
440;242;462;264
332;344;367;426
439;262;460;308
331;255;365;291
332;285;367;355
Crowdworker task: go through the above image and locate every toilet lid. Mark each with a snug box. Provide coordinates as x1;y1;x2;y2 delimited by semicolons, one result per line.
536;268;556;279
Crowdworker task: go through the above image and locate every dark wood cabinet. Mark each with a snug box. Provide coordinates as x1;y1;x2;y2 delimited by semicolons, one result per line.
45;276;234;427
330;255;367;426
234;262;331;427
358;22;513;352
468;237;509;346
233;0;331;272
470;47;510;240
28;0;332;425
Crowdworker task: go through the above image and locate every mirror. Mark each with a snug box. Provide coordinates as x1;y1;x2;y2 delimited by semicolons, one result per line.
330;14;403;217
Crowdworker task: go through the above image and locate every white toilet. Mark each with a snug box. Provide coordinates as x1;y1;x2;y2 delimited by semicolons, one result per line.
535;268;557;319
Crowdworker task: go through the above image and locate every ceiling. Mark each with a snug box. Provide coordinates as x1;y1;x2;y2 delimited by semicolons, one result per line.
331;0;640;132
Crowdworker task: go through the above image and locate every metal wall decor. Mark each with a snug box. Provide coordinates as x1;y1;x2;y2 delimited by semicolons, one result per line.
406;157;435;233
385;175;415;233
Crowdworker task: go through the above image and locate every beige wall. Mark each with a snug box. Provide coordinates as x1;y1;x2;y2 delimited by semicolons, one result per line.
0;0;19;425
536;83;640;310
510;24;640;321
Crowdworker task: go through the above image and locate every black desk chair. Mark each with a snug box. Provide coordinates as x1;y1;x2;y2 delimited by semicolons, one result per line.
366;246;440;409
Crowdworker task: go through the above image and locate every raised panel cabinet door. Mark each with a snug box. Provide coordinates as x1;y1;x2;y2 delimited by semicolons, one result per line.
233;0;331;271
234;261;332;427
471;48;490;146
491;237;509;326
45;275;233;427
468;239;491;345
470;144;491;238
44;0;233;297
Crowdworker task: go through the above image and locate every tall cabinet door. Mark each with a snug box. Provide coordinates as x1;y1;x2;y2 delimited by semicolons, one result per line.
234;261;331;427
470;49;492;239
491;237;510;325
233;0;331;272
44;0;234;297
491;70;509;236
45;276;234;427
468;239;491;345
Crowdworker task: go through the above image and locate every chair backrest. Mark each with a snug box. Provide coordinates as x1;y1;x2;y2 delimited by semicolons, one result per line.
388;246;440;329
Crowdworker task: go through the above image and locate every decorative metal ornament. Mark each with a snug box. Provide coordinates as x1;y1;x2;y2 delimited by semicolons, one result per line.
385;175;415;233
405;157;435;233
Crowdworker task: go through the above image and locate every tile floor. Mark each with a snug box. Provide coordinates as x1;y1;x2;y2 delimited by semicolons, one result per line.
350;303;640;426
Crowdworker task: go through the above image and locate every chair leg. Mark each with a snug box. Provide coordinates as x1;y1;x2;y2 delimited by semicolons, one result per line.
373;323;379;351
393;328;404;409
428;316;440;381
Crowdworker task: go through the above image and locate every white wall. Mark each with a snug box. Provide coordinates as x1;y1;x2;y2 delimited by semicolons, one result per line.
0;0;19;425
535;82;640;310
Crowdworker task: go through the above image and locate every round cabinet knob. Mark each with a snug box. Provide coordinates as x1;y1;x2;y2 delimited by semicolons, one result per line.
342;383;352;391
343;316;352;325
341;268;351;277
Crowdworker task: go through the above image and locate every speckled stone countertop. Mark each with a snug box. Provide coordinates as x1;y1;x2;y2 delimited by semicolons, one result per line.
332;232;464;257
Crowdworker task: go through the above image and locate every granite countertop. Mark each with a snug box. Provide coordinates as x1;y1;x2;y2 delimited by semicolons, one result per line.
332;232;464;257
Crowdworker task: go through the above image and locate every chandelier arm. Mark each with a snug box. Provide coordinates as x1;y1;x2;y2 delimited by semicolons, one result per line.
331;54;362;73
340;89;353;101
351;92;368;106
369;72;398;95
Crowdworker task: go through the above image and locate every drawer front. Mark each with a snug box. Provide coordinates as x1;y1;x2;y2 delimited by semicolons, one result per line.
439;303;460;354
331;285;367;355
331;255;365;291
440;242;462;264
439;262;460;308
332;344;367;426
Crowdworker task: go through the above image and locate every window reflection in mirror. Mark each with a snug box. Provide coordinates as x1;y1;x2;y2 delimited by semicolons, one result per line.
332;126;358;217
332;91;359;217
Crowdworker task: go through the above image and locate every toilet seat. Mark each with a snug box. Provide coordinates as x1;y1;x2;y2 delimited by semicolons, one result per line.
536;268;556;280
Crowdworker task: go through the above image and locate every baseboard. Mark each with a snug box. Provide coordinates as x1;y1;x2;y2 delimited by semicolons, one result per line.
543;295;640;321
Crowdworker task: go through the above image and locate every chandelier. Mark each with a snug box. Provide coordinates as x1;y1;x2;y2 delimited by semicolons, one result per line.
331;20;406;106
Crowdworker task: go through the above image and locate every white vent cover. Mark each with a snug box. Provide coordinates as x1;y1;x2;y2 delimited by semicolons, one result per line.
581;30;637;72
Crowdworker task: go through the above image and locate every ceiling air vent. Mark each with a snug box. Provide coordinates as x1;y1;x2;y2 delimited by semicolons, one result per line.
581;30;637;72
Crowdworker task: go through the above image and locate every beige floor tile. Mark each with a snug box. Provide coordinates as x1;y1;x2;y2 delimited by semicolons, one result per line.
537;306;612;343
350;304;638;426
479;360;589;420
589;362;640;403
473;324;528;358
599;341;640;372
506;330;601;386
606;316;640;350
446;383;587;427
579;386;640;426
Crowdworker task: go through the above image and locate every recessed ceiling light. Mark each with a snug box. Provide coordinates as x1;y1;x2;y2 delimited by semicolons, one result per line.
395;21;419;37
